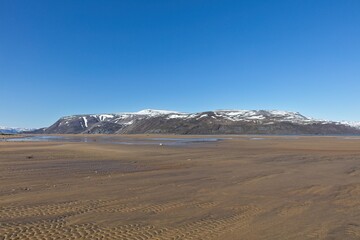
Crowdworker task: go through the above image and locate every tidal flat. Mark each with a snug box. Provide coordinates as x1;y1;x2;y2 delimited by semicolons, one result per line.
1;135;360;239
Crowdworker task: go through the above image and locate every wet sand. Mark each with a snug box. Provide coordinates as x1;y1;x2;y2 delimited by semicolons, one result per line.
1;135;360;239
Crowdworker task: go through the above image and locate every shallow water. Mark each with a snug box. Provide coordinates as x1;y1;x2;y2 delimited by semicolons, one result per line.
1;135;225;146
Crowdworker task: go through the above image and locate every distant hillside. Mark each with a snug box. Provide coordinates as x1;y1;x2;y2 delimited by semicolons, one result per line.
0;126;34;134
28;109;360;135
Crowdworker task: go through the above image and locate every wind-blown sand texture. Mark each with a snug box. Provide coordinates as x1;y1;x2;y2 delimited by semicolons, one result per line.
1;135;360;239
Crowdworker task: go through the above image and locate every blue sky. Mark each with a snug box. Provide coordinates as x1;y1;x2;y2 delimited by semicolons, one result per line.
1;0;359;128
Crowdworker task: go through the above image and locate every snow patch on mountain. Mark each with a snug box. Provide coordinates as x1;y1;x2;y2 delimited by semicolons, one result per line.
97;114;115;121
207;109;312;123
135;109;181;116
341;121;360;129
82;117;88;128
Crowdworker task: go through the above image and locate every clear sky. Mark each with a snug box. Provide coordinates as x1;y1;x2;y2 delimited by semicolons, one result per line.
1;0;359;128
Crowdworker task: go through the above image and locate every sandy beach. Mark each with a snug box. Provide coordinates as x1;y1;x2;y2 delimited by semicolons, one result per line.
1;135;360;239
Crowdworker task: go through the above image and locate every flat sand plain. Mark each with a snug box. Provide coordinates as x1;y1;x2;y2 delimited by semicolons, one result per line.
1;135;360;240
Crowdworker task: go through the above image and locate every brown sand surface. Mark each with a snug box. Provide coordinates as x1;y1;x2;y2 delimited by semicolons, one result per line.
1;135;360;239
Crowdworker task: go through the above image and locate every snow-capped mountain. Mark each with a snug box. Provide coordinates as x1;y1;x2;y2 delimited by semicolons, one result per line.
0;126;34;134
29;109;360;135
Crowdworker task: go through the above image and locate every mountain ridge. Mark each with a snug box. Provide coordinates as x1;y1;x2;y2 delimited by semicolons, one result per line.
27;109;360;135
0;126;35;134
